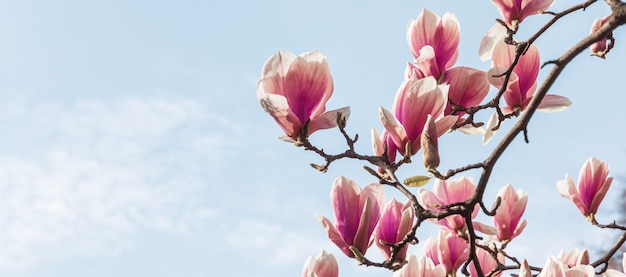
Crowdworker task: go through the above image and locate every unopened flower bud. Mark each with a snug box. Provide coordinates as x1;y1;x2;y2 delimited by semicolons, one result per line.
421;114;439;172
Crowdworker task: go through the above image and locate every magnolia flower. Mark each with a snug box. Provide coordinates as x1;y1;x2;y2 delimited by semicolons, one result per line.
257;51;350;141
469;246;504;277
488;40;571;115
407;9;460;80
557;248;589;267
537;256;595;277
590;15;612;58
491;0;555;29
424;230;469;276
419;177;479;233
379;76;457;162
301;250;338;277
493;184;528;243
318;176;384;258
374;198;414;260
557;157;613;223
442;67;489;119
393;255;446;277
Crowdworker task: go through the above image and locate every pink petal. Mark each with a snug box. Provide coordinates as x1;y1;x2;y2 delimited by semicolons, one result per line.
317;215;352;257
537;94;572;113
444;67;489;115
308;106;351;134
479;23;507;62
483;112;499;145
379;106;408;154
284;51;334;122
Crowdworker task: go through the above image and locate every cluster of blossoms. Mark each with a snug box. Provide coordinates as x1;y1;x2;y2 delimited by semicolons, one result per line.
256;0;622;277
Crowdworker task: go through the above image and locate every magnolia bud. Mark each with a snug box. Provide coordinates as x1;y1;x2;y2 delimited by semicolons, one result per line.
421;115;439;171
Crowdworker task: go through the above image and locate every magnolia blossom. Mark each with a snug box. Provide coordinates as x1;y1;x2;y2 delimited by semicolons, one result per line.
590;15;612;58
442;67;489;119
419;177;479;233
537;256;595;277
407;9;460;79
257;51;350;141
557;157;613;222
557;248;589;267
488;40;571;115
493;184;528;243
491;0;555;29
469;246;504;277
393;255;446;277
374;199;414;260
424;230;469;276
301;250;338;277
318;176;384;258
379;76;457;162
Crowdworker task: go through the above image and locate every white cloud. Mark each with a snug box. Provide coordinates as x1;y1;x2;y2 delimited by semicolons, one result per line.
0;96;234;271
222;218;334;268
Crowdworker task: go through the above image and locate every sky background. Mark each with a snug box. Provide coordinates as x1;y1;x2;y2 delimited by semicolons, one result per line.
0;0;624;276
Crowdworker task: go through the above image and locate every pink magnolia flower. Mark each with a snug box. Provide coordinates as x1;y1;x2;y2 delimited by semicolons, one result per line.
469;246;504;277
318;176;385;258
406;9;460;80
379;76;457;162
537;256;595;277
393;255;446;277
557;157;613;222
257;51;350;141
590;15;612;58
301;250;338;277
424;230;469;276
557;248;589;267
491;0;555;29
374;198;414;260
493;184;528;243
442;67;490;119
488;40;571;115
418;177;479;233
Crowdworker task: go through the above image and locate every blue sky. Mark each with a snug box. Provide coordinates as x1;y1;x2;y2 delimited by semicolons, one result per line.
0;0;623;276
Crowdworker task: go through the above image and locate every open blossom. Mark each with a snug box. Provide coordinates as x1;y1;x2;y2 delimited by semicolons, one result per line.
488;40;571;115
590;15;612;58
374;199;414;260
557;157;613;222
257;51;350;141
379;76;457;162
419;177;478;233
424;230;469;276
407;9;460;79
491;0;555;29
537;256;595;277
318;176;384;258
442;67;489;119
393;255;446;277
301;250;338;277
493;184;528;243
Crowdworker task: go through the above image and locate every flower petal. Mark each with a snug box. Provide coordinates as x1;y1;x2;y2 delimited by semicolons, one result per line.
537;94;572;113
